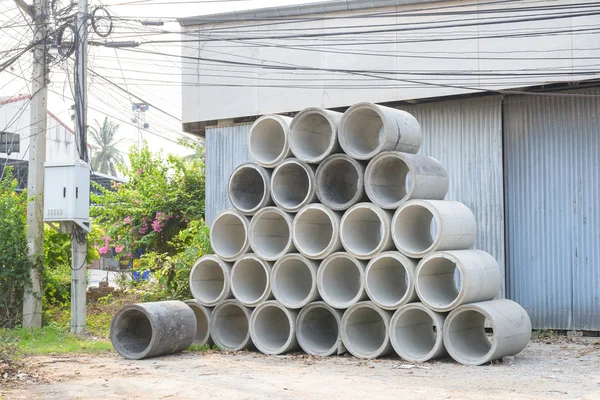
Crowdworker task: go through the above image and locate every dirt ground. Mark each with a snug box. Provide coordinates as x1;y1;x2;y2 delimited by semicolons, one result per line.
2;339;600;400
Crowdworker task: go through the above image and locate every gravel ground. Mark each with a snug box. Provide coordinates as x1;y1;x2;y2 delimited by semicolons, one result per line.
2;339;599;400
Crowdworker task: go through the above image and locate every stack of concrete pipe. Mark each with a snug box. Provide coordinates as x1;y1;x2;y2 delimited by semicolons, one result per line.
188;102;532;366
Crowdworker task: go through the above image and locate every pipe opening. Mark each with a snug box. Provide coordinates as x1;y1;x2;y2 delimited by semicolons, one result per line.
368;156;412;205
113;309;152;356
230;166;266;212
272;162;311;210
212;213;247;258
418;257;463;310
321;256;362;307
253;305;292;353
345;307;387;354
291;113;333;161
190;259;225;304
342;108;383;156
213;303;249;350
294;208;334;256
366;256;409;308
186;303;209;345
298;307;338;354
231;258;269;305
342;207;384;256
392;308;438;360
273;258;313;306
250;119;286;165
251;210;291;258
393;204;438;254
317;158;360;207
447;310;493;361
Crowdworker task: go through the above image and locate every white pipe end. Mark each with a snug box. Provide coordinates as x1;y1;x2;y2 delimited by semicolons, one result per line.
317;252;366;309
189;255;232;307
231;254;273;307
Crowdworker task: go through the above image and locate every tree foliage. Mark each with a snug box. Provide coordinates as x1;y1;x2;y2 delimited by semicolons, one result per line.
89;117;125;176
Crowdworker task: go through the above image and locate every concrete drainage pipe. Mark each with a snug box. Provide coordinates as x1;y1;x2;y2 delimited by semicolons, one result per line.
230;254;273;308
289;107;343;164
443;299;531;366
392;200;477;258
296;301;346;356
364;252;418;310
248;114;293;168
339;102;421;160
341;301;393;359
364;152;449;209
389;303;446;362
250;301;299;355
110;301;196;360
340;203;393;260
249;207;295;261
189;255;232;307
315;154;365;211
317;252;367;309
228;163;272;215
210;210;250;262
292;204;342;260
415;250;501;312
271;159;316;213
184;299;212;346
271;254;320;309
211;300;254;351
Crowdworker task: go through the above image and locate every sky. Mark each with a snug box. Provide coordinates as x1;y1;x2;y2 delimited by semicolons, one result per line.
0;0;322;161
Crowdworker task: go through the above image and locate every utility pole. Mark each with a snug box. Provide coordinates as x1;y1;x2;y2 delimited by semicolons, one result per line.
21;0;48;329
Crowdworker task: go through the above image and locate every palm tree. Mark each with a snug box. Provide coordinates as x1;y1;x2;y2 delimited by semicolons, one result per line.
89;117;124;176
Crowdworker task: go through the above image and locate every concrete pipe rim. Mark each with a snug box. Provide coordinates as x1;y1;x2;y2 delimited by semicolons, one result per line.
210;210;250;261
272;254;319;309
184;300;212;346
317;252;365;309
415;252;470;312
296;301;342;356
315;154;364;211
443;304;498;366
289;107;338;164
189;255;231;307
110;304;157;360
364;151;415;209
250;300;296;355
249;114;291;168
340;203;390;260
364;252;416;310
391;200;443;258
389;303;444;362
210;300;252;351
231;254;272;307
292;204;339;260
249;207;294;261
228;163;270;215
271;159;315;213
339;102;388;160
341;301;391;359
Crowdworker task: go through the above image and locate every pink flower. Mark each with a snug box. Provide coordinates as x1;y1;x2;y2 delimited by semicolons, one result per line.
127;253;133;258
99;246;109;255
124;216;131;224
137;169;144;174
115;245;124;253
152;219;164;233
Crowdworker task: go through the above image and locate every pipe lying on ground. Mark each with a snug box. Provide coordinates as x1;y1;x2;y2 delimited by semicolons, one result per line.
289;107;343;164
317;252;367;309
189;255;232;307
296;301;346;356
392;200;477;258
250;301;299;355
340;203;393;260
210;209;250;261
248;114;293;168
230;254;273;308
315;154;365;211
364;252;418;310
184;299;212;346
210;300;253;351
364;152;448;209
228;163;272;215
341;301;393;359
270;158;316;212
415;250;501;312
389;303;446;362
110;301;196;360
249;207;295;261
271;254;320;309
338;102;421;160
443;299;531;366
292;204;342;260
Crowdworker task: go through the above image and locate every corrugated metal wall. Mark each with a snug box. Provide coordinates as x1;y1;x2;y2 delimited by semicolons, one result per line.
504;90;600;330
205;124;252;225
